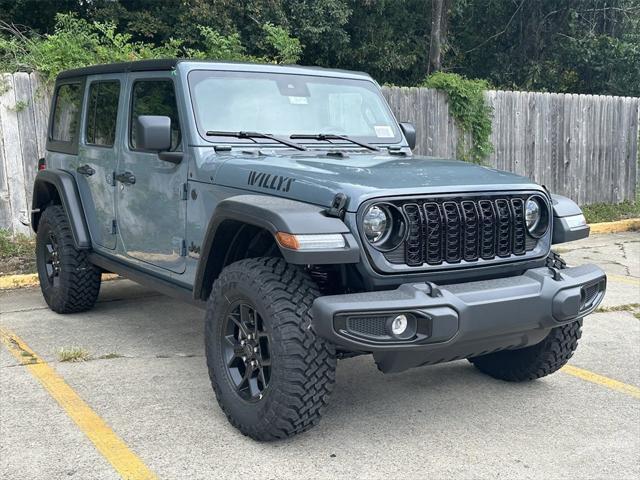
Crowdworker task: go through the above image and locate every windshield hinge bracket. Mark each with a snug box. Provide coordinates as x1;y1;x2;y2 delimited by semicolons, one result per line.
325;193;348;219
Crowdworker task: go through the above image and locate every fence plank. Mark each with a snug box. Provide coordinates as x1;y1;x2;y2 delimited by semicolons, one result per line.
0;73;30;235
14;72;39;209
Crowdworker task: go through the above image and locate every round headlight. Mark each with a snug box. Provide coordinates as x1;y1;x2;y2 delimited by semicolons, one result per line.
362;203;407;251
525;197;541;231
363;205;390;244
525;195;549;237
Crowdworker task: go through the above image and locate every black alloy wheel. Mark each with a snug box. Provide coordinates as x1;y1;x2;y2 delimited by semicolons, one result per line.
222;301;271;401
42;231;61;287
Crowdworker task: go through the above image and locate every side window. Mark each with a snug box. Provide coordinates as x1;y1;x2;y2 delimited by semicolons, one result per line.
86;81;120;147
51;83;82;142
130;80;181;152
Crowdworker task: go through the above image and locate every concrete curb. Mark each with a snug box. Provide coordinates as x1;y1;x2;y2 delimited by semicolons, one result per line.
1;219;638;290
590;218;640;234
0;273;119;290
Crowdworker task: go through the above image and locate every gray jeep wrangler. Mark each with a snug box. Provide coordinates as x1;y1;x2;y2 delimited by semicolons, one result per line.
32;59;606;441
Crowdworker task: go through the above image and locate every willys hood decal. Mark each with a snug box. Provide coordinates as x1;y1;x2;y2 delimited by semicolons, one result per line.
211;152;539;211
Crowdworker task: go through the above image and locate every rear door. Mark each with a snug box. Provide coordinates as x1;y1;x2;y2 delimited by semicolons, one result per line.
76;77;122;249
115;73;187;273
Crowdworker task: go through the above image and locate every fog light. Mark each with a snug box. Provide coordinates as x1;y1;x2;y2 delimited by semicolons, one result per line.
391;315;408;336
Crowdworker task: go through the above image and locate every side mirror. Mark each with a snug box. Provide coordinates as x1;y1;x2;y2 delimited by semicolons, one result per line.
399;122;416;150
136;115;172;151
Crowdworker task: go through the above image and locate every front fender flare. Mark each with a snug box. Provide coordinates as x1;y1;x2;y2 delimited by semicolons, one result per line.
32;169;91;249
193;195;360;300
550;194;590;244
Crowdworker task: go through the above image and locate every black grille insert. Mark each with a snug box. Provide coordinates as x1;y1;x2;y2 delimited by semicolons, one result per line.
380;194;538;268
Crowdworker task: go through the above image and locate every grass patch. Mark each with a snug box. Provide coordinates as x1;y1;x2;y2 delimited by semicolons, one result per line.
0;229;36;275
596;303;640;313
582;192;640;224
57;347;90;363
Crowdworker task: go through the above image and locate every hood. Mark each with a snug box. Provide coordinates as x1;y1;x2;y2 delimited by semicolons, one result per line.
211;151;539;211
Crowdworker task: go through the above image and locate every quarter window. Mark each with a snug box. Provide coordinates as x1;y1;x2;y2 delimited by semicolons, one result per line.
130;80;181;151
85;81;120;147
51;83;82;142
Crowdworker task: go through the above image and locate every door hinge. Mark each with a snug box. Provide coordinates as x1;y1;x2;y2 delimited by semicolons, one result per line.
111;219;117;235
111;171;116;186
181;183;188;200
180;239;187;257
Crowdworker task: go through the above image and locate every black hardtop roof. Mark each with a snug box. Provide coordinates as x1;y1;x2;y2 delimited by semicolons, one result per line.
56;59;371;81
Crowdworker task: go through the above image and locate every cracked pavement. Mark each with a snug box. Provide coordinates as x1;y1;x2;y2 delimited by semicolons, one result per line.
1;232;639;479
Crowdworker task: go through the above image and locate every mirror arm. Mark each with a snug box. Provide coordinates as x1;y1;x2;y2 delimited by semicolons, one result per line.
158;151;184;164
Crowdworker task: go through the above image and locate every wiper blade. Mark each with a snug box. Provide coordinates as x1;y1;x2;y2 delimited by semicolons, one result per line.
205;130;307;151
290;133;380;151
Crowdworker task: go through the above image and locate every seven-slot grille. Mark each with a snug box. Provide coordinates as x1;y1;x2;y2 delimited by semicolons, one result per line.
381;195;536;267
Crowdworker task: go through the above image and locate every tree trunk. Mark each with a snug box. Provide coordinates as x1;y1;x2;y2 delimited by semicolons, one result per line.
428;0;444;74
429;0;451;74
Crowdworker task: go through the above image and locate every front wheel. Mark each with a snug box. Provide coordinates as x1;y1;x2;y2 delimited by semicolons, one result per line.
469;320;582;381
205;257;336;441
469;250;582;381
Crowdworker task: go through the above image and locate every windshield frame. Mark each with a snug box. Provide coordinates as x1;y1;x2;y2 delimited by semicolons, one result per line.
187;69;403;148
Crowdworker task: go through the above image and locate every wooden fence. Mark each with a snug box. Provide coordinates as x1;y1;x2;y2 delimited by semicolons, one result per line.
382;87;639;206
0;72;638;236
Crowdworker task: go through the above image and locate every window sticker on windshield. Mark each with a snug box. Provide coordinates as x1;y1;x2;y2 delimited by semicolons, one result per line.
288;96;308;105
374;125;394;138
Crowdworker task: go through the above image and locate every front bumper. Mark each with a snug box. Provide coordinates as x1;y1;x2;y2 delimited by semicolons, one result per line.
311;264;606;373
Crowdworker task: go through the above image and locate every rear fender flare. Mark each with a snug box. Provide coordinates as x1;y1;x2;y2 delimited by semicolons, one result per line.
31;169;91;249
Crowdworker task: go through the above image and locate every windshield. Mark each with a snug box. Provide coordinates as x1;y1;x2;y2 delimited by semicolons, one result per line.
188;70;401;145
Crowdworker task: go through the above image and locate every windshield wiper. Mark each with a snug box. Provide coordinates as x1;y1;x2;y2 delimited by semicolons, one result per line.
290;133;380;151
206;130;307;151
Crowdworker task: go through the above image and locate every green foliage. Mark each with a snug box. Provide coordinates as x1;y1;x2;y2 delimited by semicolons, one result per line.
11;99;29;112
0;13;183;80
581;192;640;224
422;72;493;164
1;1;638;95
261;23;302;64
188;23;302;64
187;27;248;61
0;12;302;81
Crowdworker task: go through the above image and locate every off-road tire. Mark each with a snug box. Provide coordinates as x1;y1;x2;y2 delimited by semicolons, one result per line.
469;250;582;381
36;205;101;313
205;257;336;441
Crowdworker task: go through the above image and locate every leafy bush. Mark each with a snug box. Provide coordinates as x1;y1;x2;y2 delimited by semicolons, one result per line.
0;13;302;82
422;72;493;164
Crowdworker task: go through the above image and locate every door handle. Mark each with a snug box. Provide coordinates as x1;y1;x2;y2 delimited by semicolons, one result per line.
115;171;136;185
76;164;96;176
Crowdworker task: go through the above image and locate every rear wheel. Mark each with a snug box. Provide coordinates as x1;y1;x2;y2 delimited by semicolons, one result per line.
205;257;336;441
36;206;101;313
469;250;582;381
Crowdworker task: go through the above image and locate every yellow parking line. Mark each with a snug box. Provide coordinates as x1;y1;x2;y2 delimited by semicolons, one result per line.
606;274;640;287
0;326;157;480
562;364;640;399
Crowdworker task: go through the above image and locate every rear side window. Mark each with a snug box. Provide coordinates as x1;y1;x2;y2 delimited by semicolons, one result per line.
51;83;82;142
130;80;181;151
85;81;120;147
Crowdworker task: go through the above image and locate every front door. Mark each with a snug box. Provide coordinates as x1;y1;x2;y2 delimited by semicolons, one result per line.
116;73;187;273
76;77;121;249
